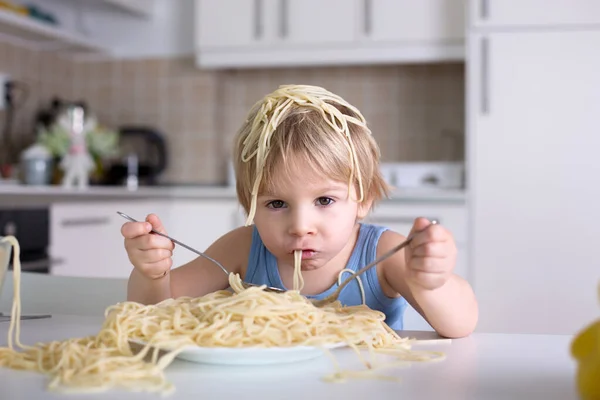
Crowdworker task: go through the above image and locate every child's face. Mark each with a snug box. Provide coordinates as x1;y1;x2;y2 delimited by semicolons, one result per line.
253;160;368;272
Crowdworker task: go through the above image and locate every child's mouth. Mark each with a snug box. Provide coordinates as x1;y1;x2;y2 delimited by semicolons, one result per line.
301;250;315;259
293;249;316;259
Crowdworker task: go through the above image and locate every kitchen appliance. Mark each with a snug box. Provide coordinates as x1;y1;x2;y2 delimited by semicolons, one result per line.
102;126;168;186
381;162;465;190
34;97;87;131
0;208;50;273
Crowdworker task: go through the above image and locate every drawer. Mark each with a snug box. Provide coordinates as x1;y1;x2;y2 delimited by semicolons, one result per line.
50;200;170;278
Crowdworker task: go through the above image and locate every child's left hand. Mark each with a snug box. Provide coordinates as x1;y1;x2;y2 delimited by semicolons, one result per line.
404;217;457;290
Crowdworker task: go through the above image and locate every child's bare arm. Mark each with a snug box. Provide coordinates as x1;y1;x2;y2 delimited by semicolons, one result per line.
122;214;252;304
378;219;478;338
168;226;253;299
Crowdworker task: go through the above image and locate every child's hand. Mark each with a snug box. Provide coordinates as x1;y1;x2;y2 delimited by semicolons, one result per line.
121;214;174;280
404;217;457;290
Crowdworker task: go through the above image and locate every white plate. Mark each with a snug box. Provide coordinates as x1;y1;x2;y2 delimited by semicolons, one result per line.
130;340;347;366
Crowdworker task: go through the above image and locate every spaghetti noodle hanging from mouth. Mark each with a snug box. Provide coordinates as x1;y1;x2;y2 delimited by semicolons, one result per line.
292;249;304;291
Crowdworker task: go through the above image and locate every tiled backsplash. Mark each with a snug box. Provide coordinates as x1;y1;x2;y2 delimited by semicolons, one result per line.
0;41;464;184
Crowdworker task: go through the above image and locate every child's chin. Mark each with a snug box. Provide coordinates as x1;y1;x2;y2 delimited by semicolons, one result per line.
297;260;324;271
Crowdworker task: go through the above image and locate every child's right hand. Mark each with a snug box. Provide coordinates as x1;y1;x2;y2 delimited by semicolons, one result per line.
121;214;174;279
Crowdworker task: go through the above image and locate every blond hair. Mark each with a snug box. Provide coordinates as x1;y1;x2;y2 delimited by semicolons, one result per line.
233;85;390;226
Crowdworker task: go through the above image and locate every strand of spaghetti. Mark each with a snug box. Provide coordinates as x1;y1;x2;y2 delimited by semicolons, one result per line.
293;250;304;291
0;235;443;395
240;85;370;225
3;235;25;350
0;236;178;394
337;268;366;305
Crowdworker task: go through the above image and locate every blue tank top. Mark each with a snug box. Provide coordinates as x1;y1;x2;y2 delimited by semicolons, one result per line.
245;223;408;330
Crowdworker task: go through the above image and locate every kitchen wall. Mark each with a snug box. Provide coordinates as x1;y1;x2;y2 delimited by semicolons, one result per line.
0;40;464;185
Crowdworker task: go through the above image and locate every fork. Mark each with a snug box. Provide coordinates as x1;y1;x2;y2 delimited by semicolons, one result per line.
311;220;438;307
117;211;285;293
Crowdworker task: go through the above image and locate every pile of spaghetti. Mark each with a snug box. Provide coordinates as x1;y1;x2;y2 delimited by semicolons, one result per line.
0;236;443;395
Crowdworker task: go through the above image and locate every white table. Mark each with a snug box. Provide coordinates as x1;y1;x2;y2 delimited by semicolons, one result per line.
0;314;580;400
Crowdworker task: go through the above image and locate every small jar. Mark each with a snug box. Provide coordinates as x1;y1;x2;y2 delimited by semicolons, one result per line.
19;144;53;186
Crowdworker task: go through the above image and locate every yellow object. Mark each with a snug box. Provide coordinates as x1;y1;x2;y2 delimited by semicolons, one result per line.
571;283;600;400
0;1;27;14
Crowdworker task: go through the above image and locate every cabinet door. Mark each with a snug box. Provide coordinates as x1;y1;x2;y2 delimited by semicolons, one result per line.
166;200;243;269
50;204;118;278
50;201;170;279
366;0;465;42
468;30;600;334
276;0;357;45
470;0;600;28
196;0;266;48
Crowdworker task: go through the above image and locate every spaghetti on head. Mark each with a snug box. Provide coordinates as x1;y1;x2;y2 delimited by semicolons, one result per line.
233;84;391;226
0;236;444;395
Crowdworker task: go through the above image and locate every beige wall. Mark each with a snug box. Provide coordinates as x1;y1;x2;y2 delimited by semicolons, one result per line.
0;41;464;185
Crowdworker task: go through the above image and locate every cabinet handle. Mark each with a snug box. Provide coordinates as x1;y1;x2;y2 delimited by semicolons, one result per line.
480;36;490;115
480;0;489;20
363;0;372;35
60;217;110;227
279;0;288;38
254;0;263;39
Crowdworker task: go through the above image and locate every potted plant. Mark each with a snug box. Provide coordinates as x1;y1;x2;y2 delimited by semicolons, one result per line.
36;113;119;185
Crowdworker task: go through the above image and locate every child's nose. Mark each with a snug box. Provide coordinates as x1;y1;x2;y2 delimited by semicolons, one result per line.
288;209;316;237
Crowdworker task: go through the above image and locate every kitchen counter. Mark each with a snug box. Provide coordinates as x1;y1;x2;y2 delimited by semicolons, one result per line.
0;314;578;400
0;182;238;199
0;181;466;207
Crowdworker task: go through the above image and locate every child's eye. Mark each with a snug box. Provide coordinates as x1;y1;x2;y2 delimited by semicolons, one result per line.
267;200;286;209
316;197;334;206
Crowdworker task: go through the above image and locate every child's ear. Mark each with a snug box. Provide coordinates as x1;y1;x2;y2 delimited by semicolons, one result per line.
357;199;373;220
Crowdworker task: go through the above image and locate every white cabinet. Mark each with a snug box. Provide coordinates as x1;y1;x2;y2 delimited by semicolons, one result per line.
49;198;246;279
279;0;357;45
50;200;170;279
167;199;245;269
195;0;465;68
365;0;465;43
196;0;356;49
364;201;469;331
467;28;600;334
195;0;264;48
0;0;158;57
469;0;600;28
